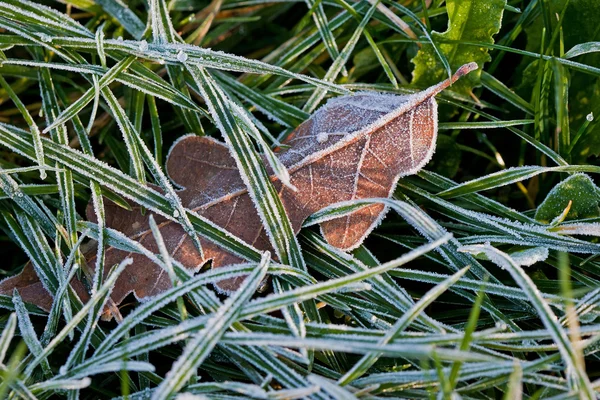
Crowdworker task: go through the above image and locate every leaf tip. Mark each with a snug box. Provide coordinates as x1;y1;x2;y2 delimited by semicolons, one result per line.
453;62;479;81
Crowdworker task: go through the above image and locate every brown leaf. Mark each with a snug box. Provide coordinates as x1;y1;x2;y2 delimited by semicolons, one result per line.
0;63;477;313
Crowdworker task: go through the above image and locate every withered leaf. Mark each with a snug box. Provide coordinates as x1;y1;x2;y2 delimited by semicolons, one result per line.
0;63;477;312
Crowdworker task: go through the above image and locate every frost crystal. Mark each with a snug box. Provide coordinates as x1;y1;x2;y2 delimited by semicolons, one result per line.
39;33;52;43
316;132;328;143
139;40;148;51
117;36;123;41
587;112;594;122
173;210;180;218
177;50;188;62
510;247;549;267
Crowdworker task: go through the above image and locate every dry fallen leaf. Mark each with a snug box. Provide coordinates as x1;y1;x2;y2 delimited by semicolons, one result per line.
0;63;477;312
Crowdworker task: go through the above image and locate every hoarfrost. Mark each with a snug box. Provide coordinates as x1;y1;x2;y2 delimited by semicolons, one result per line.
176;394;206;400
278;92;411;166
509;247;549;266
177;50;188;62
587;112;594;122
139;40;148;51
316;132;328;143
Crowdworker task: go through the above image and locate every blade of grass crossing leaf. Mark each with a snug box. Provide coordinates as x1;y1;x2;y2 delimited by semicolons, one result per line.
102;86;204;257
190;66;316;367
0;123;262;263
459;244;595;398
149;215;188;321
338;266;469;385
186;65;304;269
41;264;80;347
24;258;131;376
2;211;59;293
62;182;107;371
151;252;270;399
40;232;88;346
90;262;294;356
13;291;51;376
73;237;450;379
38;62;78;248
227;101;295;189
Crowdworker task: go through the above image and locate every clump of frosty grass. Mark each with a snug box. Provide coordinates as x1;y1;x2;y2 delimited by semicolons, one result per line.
0;0;599;399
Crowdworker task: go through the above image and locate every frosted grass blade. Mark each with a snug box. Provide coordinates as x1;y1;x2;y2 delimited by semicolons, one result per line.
13;291;51;376
338;266;469;385
438;165;600;199
0;75;46;179
151;252;270;399
43;56;136;133
186;65;304;270
303;1;377;112
24;258;131;376
0;313;16;363
460;244;595;398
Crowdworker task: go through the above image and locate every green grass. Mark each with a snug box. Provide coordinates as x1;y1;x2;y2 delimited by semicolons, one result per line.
0;0;600;398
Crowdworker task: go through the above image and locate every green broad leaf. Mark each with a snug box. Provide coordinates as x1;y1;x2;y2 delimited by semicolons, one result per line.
411;0;507;95
535;173;600;223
